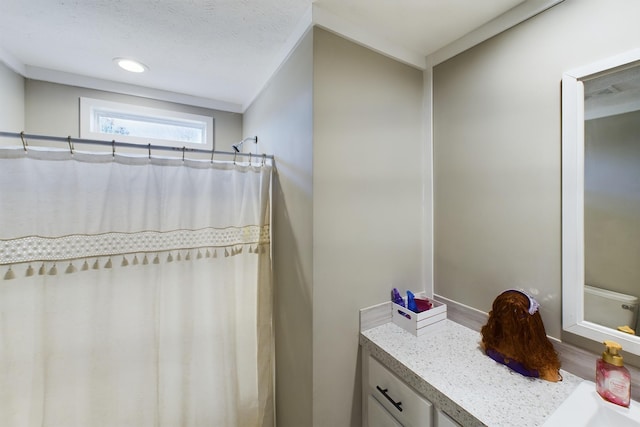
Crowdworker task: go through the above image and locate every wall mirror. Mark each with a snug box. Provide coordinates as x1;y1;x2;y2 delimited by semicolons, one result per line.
563;49;640;356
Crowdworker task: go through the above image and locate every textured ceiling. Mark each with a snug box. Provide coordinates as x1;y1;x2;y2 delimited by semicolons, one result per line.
0;0;527;112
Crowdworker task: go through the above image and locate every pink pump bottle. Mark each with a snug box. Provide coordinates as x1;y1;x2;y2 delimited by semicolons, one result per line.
596;340;631;407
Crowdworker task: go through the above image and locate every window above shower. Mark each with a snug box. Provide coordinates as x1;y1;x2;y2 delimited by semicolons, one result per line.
80;97;214;150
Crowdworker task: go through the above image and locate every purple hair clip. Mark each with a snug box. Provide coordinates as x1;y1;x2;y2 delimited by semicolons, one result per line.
504;289;539;315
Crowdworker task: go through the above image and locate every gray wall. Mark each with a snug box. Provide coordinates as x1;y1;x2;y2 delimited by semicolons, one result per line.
0;62;25;134
244;27;424;427
433;0;640;340
312;28;424;427
23;80;242;154
244;29;314;427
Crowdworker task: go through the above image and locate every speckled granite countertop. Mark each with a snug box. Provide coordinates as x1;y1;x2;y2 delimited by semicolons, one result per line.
360;320;584;426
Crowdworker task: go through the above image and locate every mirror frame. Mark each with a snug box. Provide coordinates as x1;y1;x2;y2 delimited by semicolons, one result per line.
562;48;640;356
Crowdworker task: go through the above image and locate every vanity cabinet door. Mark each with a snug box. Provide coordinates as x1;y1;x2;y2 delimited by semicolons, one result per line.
366;354;432;427
435;409;461;427
368;395;403;427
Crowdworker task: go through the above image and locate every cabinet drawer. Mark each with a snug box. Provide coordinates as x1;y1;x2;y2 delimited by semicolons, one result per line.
435;409;461;427
368;355;432;427
368;395;403;427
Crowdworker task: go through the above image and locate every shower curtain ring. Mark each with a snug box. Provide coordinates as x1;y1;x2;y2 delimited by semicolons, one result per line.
148;143;151;160
210;148;215;164
249;152;252;165
20;131;28;152
67;136;74;154
112;140;116;157
233;151;237;165
182;146;185;162
262;153;266;166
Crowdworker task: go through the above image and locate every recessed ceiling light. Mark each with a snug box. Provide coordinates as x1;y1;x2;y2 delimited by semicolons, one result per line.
114;58;147;73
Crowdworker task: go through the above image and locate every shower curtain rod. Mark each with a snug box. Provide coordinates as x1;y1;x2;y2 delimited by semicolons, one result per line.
0;131;274;160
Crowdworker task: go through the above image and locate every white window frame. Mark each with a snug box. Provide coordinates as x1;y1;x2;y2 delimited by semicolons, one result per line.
80;97;214;150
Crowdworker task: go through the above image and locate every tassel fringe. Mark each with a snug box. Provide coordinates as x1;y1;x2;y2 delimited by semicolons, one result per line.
1;242;268;280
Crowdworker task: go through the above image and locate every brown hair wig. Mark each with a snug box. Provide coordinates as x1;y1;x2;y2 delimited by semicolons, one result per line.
481;290;561;382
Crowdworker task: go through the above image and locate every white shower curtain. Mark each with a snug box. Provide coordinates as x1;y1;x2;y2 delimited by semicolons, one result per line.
0;147;273;427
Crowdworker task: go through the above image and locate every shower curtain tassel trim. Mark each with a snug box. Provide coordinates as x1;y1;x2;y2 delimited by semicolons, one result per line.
4;266;15;280
65;262;76;274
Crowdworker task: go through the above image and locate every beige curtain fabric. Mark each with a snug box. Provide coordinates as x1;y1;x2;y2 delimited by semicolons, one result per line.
0;147;273;427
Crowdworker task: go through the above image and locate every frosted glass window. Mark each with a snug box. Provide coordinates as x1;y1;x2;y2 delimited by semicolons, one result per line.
80;97;214;149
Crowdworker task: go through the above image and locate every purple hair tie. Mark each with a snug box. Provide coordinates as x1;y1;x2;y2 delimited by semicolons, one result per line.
486;348;539;378
504;289;539;315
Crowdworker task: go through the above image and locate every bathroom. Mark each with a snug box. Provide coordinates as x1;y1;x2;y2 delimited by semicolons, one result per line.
2;0;640;426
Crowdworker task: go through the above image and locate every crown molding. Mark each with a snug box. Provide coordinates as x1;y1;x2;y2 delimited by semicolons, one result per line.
243;5;314;112
2;0;565;113
25;66;243;113
0;46;26;75
311;4;427;71
426;0;565;67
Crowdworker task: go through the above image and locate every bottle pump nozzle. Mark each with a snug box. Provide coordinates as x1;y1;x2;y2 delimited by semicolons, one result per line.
602;340;624;367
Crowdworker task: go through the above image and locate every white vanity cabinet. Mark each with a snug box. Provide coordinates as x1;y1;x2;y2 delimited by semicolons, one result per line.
434;409;460;427
367;394;403;427
361;318;584;426
363;351;430;427
362;349;461;427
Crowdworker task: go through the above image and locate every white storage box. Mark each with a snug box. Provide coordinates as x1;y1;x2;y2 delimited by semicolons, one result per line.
392;297;447;336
